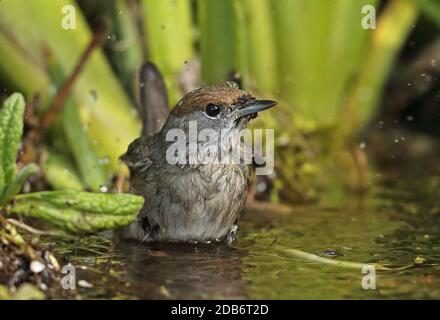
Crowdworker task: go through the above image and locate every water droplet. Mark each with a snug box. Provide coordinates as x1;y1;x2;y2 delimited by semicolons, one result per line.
48;85;57;96
256;182;267;193
90;90;98;102
98;157;110;165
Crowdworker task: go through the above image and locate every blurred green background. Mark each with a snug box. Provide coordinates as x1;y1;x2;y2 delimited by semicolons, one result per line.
0;0;439;203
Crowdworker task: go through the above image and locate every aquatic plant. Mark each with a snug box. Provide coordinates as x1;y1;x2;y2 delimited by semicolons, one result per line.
0;93;143;233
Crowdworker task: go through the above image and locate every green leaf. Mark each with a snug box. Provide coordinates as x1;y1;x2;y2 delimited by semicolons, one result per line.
11;191;144;234
0;163;39;206
0;93;25;191
15;190;144;215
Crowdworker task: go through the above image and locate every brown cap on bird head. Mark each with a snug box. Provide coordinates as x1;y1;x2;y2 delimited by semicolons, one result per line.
169;84;277;122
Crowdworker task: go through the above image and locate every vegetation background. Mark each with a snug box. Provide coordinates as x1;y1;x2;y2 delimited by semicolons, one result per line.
0;0;440;300
0;0;439;204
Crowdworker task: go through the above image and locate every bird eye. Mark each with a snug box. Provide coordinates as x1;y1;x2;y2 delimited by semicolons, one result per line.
205;104;221;118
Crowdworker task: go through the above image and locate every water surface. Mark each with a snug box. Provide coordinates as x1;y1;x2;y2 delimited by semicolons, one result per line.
49;156;440;299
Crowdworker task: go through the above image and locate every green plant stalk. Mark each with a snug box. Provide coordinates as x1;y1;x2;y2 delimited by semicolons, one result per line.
198;0;238;84
272;0;329;127
108;0;144;98
142;0;194;104
46;56;108;191
44;153;84;191
0;32;50;99
344;0;419;133
62;100;108;191
325;0;379;127
272;0;377;129
0;164;4;200
0;0;141;172
11;191;144;233
234;0;278;94
415;0;440;27
232;0;250;90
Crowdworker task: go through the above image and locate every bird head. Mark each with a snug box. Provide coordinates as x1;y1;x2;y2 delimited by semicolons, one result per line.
161;85;277;133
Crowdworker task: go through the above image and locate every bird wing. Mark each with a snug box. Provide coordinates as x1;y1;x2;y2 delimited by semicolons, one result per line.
139;62;170;135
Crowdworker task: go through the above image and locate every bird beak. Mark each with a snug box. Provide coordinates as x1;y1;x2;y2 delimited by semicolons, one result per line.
236;100;277;118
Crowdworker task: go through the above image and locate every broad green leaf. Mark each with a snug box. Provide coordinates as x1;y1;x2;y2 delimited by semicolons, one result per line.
0;163;39;206
0;93;25;190
11;191;144;234
16;191;144;216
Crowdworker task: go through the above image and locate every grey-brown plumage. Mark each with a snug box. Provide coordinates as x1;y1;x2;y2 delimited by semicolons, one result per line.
121;79;276;243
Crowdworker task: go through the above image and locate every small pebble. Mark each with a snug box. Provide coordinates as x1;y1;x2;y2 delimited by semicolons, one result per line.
78;280;93;288
30;260;46;273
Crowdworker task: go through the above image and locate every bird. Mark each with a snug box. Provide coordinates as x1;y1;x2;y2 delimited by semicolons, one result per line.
119;65;276;243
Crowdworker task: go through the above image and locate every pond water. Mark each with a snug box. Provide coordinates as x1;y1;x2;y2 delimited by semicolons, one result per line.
47;155;440;299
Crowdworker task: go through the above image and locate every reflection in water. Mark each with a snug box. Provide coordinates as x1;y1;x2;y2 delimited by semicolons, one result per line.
115;242;247;299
